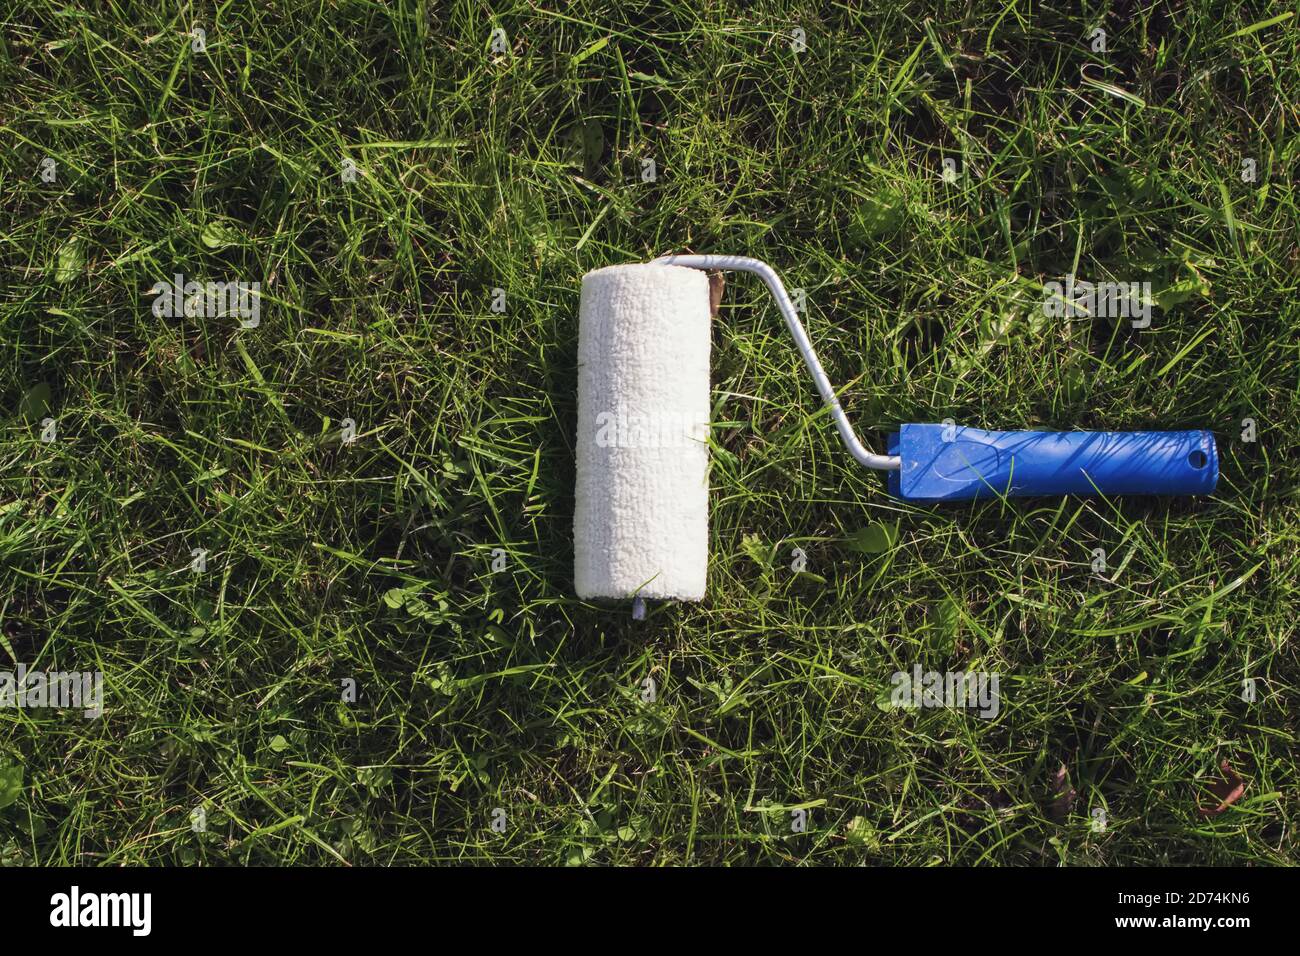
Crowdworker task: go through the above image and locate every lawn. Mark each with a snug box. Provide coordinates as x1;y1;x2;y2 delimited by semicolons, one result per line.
0;0;1297;865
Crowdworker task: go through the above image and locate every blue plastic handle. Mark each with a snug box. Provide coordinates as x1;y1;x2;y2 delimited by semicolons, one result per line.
886;425;1218;501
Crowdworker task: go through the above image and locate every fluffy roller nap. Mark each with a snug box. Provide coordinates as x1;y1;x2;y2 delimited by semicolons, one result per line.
574;263;711;601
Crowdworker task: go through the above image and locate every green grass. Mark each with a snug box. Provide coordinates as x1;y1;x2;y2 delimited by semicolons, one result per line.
1;0;1297;865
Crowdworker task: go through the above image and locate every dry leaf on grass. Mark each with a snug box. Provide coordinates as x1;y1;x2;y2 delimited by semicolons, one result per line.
708;272;725;317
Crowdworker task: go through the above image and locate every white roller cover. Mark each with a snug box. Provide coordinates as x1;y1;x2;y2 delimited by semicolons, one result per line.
574;263;711;601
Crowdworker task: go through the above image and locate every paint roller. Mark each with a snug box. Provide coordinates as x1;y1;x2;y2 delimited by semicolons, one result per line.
574;255;1218;603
